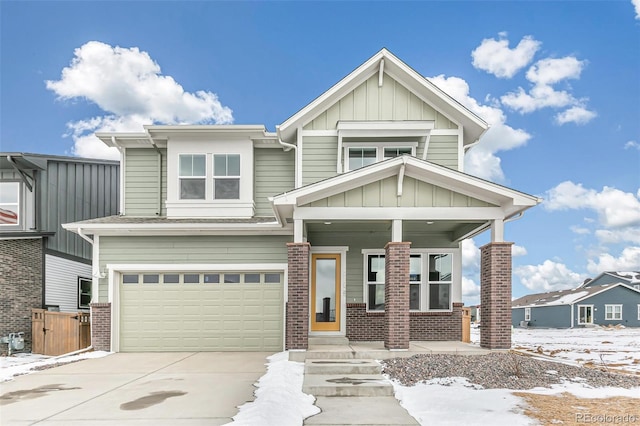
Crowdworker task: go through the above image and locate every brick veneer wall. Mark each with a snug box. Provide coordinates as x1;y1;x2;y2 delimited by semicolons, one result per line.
384;242;411;349
286;242;310;350
0;238;43;352
90;303;111;351
346;303;463;341
480;242;513;349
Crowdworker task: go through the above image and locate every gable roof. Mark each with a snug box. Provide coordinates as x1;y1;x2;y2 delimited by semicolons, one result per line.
271;155;540;223
512;283;640;308
277;48;488;146
579;271;640;288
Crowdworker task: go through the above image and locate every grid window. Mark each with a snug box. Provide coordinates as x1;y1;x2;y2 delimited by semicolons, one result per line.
428;254;452;310
348;148;377;171
78;277;91;309
605;304;622;320
366;254;385;311
213;154;240;199
383;147;412;159
179;154;206;199
0;181;20;226
409;255;421;310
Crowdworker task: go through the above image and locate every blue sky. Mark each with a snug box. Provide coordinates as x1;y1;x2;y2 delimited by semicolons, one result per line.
2;1;639;304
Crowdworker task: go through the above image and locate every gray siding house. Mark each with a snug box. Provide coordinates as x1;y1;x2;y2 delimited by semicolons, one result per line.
0;153;119;350
512;274;640;329
65;49;540;353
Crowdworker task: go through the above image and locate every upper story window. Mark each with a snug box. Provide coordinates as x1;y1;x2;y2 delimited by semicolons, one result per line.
0;181;20;227
213;154;240;199
344;143;417;172
179;154;206;200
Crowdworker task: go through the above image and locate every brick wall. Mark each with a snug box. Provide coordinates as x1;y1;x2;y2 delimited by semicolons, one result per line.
384;242;411;349
286;242;310;350
347;303;463;341
90;302;111;351
0;238;43;352
480;242;513;349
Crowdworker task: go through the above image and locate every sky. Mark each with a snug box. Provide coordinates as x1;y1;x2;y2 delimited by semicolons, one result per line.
1;0;639;305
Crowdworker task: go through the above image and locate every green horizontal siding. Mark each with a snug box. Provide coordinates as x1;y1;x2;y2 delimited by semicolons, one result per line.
427;135;458;170
98;235;290;301
302;136;338;186
254;148;295;216
125;148;166;216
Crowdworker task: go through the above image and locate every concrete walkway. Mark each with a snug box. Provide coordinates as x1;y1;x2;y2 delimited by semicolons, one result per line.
298;340;488;425
0;352;272;425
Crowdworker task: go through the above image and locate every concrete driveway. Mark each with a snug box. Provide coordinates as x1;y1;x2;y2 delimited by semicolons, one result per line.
0;352;273;425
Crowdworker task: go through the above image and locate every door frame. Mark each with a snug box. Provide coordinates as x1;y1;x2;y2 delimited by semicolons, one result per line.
309;246;348;336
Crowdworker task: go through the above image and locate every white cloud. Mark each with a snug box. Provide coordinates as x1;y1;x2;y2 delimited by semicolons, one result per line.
462;276;481;304
515;260;586;292
46;41;233;159
501;85;576;114
586;246;640;274
595;228;640;245
471;34;541;78
555;106;597;125
462;239;481;271
634;0;640;19
525;57;585;85
429;75;531;182
624;140;640;150
544;181;640;228
570;225;591;235
512;245;528;257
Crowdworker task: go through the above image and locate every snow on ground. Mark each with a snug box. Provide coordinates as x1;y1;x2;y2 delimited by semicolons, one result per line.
0;350;111;382
224;351;320;426
471;325;640;374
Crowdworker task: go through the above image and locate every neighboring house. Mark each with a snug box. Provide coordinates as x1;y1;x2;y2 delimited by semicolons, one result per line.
579;271;640;290
512;274;640;328
0;153;119;351
64;49;539;353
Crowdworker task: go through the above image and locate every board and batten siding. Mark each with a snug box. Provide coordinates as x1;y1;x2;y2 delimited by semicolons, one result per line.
254;148;295;216
44;254;91;312
303;73;458;129
97;235;290;301
41;160;119;260
124;148;166;217
304;176;494;209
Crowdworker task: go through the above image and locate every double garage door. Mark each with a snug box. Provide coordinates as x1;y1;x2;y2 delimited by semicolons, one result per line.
119;270;284;352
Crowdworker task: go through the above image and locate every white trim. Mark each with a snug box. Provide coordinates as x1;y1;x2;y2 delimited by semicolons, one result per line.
637;304;640;321
577;304;594;325
294;206;506;221
92;235;100;305
524;307;531;321
296;126;303;188
491;219;504;243
604;304;623;320
309;246;349;337
430;129;461;136
392;219;402;242
303;130;338;136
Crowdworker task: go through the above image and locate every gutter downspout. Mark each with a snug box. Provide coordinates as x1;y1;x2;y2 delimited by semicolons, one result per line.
275;125;299;187
146;135;163;216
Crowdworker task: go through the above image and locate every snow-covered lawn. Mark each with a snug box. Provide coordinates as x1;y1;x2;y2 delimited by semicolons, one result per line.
0;350;111;382
474;325;640;374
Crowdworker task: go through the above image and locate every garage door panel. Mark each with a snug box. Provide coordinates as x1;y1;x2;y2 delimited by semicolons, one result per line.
120;271;284;351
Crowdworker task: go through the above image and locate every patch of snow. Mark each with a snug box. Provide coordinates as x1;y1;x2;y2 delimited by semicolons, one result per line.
225;351;320;426
0;350;111;382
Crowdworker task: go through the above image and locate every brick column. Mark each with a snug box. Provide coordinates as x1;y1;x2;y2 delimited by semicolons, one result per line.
90;303;111;351
286;242;310;350
384;241;411;349
480;242;513;349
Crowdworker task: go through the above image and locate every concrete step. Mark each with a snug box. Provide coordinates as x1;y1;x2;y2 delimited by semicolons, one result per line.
302;374;394;397
305;359;381;375
308;336;350;346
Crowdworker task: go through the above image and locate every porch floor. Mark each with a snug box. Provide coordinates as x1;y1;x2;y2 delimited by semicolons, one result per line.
289;340;491;362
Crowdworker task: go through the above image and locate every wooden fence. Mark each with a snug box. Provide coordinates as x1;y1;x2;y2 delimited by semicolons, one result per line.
31;309;91;356
461;307;471;343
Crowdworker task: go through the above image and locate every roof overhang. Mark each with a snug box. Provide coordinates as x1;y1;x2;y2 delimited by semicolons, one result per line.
278;48;488;146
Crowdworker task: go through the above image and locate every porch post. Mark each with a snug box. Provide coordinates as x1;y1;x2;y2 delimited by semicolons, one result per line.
384;241;411;349
480;242;513;349
286;242;310;350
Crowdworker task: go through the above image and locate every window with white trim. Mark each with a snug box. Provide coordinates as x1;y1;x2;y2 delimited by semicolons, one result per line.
213;154;240;199
0;181;20;227
78;277;91;309
344;143;417;172
605;304;622;320
524;307;531;321
364;251;453;312
637;304;640;321
179;154;206;199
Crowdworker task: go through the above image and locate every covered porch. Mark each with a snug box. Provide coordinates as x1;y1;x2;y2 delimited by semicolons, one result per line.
271;156;540;351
